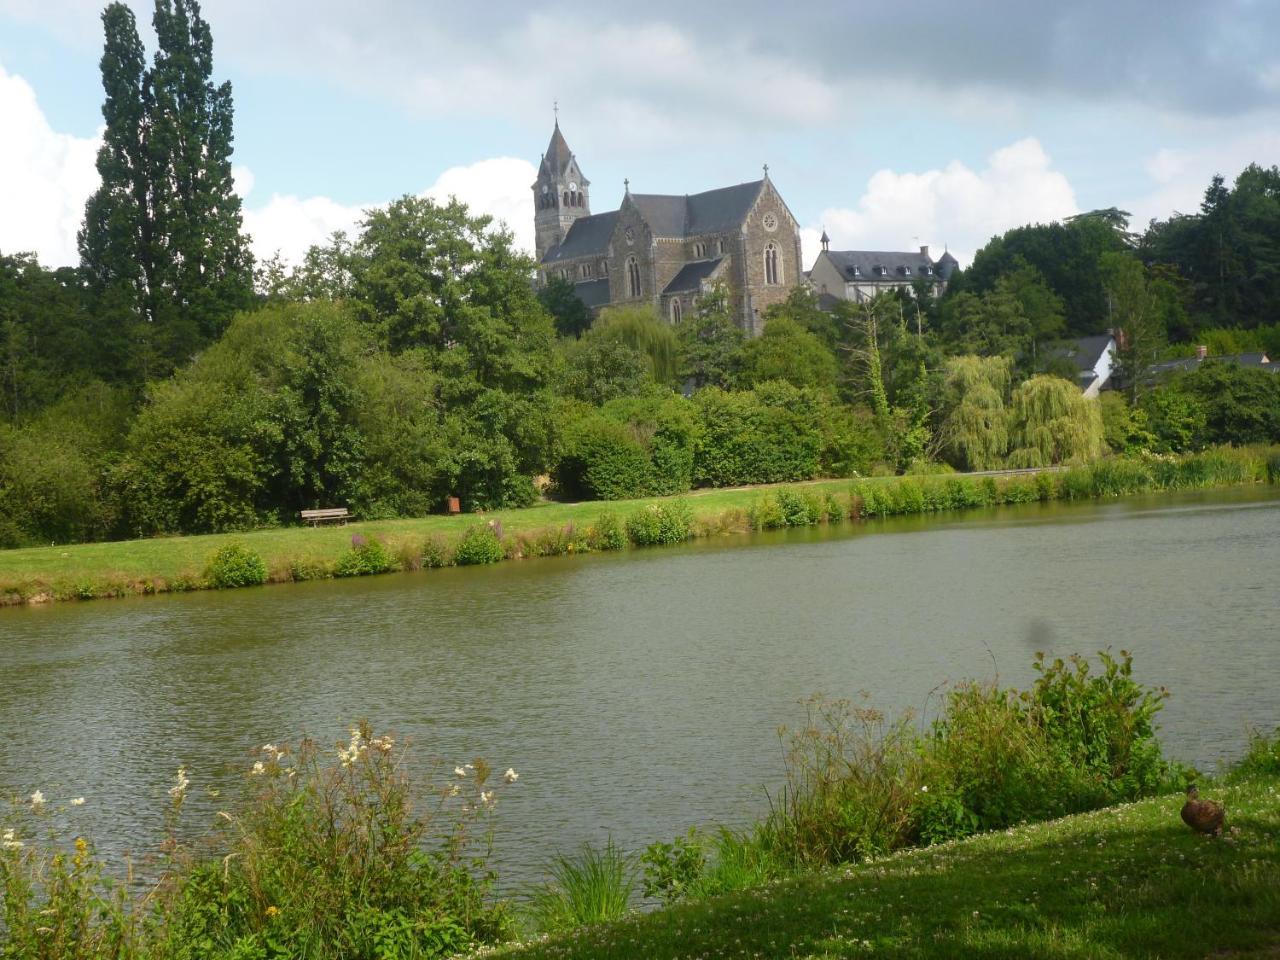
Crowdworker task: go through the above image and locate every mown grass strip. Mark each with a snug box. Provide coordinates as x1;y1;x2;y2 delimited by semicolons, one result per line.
1;446;1276;607
498;776;1280;960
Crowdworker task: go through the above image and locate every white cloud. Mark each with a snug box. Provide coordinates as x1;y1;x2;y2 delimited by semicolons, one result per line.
243;156;538;265
1129;130;1280;227
803;138;1079;268
0;58;533;271
0;61;101;266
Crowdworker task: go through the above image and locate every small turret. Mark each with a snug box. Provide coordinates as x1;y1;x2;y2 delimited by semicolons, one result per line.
820;228;830;252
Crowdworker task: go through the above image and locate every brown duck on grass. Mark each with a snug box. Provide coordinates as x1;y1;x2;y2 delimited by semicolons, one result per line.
1181;784;1226;837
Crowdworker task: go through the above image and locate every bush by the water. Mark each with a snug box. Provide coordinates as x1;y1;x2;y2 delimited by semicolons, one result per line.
585;512;627;552
625;500;694;546
333;537;397;577
644;649;1179;902
453;524;505;565
0;725;516;958
204;542;268;588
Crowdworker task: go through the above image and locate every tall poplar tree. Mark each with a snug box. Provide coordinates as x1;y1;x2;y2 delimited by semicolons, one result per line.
78;3;150;380
79;0;252;375
146;0;253;357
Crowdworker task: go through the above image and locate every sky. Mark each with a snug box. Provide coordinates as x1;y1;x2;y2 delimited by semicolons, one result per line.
2;0;1279;272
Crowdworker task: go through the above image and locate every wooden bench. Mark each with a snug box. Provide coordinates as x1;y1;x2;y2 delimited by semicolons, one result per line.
301;507;350;527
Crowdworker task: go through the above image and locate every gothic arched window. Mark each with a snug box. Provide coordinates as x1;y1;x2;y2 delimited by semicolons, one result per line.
563;191;570;207
764;243;781;285
671;298;683;323
627;256;641;298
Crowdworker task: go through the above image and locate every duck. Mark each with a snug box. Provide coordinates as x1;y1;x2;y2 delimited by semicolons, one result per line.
1181;784;1225;837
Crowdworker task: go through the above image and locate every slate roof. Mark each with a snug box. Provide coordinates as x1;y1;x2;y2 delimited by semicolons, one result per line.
542;211;618;263
541;120;573;175
571;277;612;309
824;249;941;281
632;180;765;239
662;257;725;295
936;250;960;279
1146;353;1277;376
1047;335;1115;374
542;179;767;264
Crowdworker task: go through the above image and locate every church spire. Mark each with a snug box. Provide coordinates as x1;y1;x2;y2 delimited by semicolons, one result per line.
533;114;590;263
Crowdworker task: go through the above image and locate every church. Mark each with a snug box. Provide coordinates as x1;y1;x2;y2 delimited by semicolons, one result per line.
533;120;803;336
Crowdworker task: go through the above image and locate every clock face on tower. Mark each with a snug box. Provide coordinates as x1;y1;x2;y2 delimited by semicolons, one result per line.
569;182;578;192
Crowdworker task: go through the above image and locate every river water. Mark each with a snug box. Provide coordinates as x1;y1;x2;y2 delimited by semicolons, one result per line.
1;487;1278;884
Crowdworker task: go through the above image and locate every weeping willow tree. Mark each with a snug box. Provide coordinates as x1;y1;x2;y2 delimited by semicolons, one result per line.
590;306;681;384
1007;375;1105;467
941;355;1011;471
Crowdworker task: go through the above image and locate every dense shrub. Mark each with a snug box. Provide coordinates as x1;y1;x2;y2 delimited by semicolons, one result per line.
756;650;1174;872
453;525;506;565
420;534;454;568
747;495;784;530
585;512;627;552
205;542;268;588
625;500;694;546
334;538;398;577
555;415;655;501
693;382;823;487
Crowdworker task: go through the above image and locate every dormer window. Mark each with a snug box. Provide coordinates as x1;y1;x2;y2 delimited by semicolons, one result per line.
902;266;912;276
922;265;933;276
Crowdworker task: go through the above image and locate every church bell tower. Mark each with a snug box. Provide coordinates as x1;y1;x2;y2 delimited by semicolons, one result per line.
533;117;590;263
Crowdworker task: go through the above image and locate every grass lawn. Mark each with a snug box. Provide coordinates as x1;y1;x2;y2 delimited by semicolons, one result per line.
497;776;1280;960
0;477;856;593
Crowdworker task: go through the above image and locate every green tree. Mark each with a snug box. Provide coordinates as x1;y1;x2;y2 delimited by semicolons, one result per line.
940;355;1011;471
1100;253;1169;400
78;0;253;373
1006;375;1105;467
349;196;555;388
77;3;149;372
559;336;652;405
736;317;838;390
538;275;593;338
591;305;681;385
678;283;745;389
957;213;1130;336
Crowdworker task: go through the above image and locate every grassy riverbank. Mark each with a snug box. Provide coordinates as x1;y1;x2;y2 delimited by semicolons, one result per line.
1;446;1276;606
498;774;1280;960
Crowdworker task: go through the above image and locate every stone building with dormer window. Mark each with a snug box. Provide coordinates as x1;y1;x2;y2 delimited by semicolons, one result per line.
808;232;960;304
532;120;802;336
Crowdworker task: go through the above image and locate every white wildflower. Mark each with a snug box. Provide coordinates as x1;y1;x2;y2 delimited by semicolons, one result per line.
2;828;22;850
503;768;519;784
29;790;45;810
447;784;461;797
261;744;276;754
168;766;190;800
70;797;85;807
454;766;467;778
920;785;929;793
479;790;496;810
251;761;266;775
